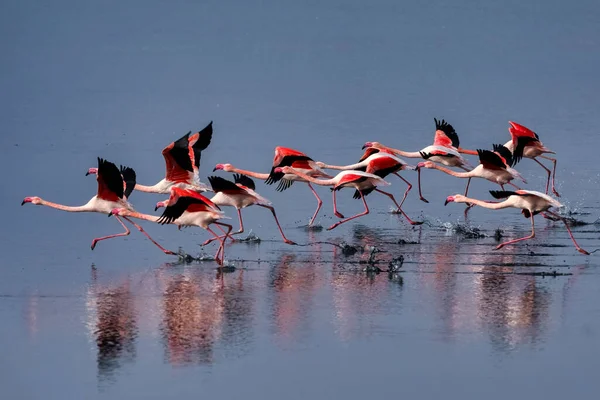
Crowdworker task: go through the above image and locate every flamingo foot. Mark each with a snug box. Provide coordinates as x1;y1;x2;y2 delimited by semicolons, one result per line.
420;197;429;203
495;244;504;250
327;223;340;231
552;188;561;198
164;250;177;256
90;240;98;250
334;212;345;219
578;248;590;255
284;239;297;245
201;238;215;246
410;221;424;226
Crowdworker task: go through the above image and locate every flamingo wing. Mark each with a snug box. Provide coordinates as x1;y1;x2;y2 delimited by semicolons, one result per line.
189;121;213;170
492;144;515;167
420;150;456;159
433;118;460;148
272;146;308;166
265;154;312;188
477;149;507;170
233;174;256;190
157;187;219;224
513;136;539;163
119;165;137;199
161;132;194;182
208;175;247;195
333;173;368;191
509;121;539;139
366;156;401;177
489;190;519;199
97;157;124;201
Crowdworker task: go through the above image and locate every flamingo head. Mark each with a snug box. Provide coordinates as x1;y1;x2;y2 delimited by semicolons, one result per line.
213;163;233;172
274;166;293;174
417;161;435;169
362;141;382;150
444;194;466;206
85;167;98;176
315;161;326;168
155;200;168;211
21;196;42;206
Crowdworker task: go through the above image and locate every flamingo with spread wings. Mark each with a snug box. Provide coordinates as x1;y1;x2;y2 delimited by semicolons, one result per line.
445;190;589;254
363;118;474;202
214;146;331;226
459;121;560;197
274;166;390;231
22;157;175;254
113;187;232;265
316;148;422;225
87;122;213;193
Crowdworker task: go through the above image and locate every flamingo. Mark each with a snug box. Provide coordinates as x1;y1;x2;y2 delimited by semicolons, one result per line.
315;148;422;225
363;118;474;202
112;187;233;265
86;122;213;193
417;145;526;211
444;190;589;255
22;157;175;254
213;146;331;226
157;174;297;245
459;122;559;196
274;166;390;230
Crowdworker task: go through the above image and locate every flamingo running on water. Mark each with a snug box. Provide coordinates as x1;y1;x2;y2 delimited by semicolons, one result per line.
459;121;560;197
213;146;331;226
156;174;296;245
87;122;213;193
363;118;474;202
112;187;232;265
274;166;390;231
418;143;526;191
22;157;175;254
444;190;589;254
315;148;422;225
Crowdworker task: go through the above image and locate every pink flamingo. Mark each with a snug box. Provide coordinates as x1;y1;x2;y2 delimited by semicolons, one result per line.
274;166;390;230
214;146;331;226
444;190;589;255
157;174;296;245
87;122;213;193
113;187;232;265
315;148;422;225
22;157;175;254
363;118;474;202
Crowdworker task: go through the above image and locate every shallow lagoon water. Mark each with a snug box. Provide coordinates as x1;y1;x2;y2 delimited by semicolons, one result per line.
1;0;600;399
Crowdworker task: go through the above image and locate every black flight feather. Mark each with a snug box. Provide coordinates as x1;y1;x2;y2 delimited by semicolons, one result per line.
98;157;124;199
120;165;136;199
233;174;256;190
434;118;460;148
169;132;194;172
492;144;515;167
207;176;240;193
191;121;213;168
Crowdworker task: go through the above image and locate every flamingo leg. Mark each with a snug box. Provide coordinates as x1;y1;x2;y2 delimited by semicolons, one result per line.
257;204;296;245
539;155;560;197
464;178;474;215
332;189;344;218
122;216;176;255
375;188;422;225
327;191;370;230
207;222;233;265
306;182;323;226
496;214;536;250
533;158;553;195
545;211;589;255
417;167;429;203
393;172;412;208
90;215;130;250
202;209;243;245
508;182;521;190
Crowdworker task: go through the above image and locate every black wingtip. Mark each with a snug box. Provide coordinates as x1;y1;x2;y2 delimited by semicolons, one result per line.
21;200;25;206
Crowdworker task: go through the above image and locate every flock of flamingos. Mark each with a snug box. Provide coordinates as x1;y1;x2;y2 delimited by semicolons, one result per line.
21;119;591;264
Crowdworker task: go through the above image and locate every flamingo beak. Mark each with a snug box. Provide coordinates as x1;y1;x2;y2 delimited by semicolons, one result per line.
21;197;31;206
274;167;283;174
362;142;372;149
85;168;97;176
444;196;455;206
417;162;426;169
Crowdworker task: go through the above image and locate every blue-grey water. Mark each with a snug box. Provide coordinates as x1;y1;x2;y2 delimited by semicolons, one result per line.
1;1;600;399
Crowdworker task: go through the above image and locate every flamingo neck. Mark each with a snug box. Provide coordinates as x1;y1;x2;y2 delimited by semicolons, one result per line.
123;211;162;223
387;148;422;158
287;168;336;186
230;167;270;180
134;182;164;193
40;199;95;212
429;164;472;178
320;161;366;171
454;197;512;210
